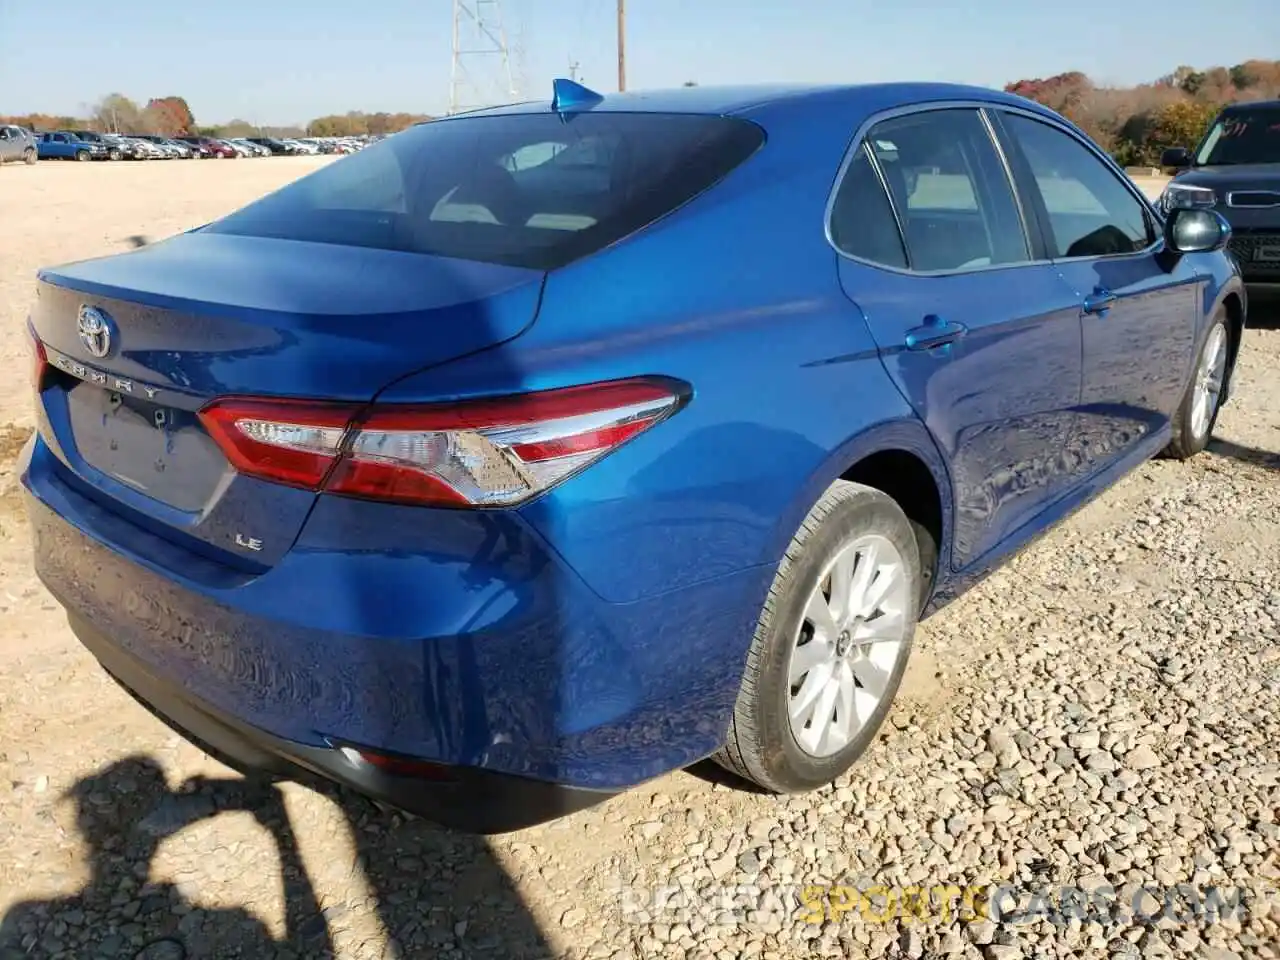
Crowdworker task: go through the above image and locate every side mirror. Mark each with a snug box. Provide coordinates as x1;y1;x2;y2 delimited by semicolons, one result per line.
1161;147;1193;169
1164;207;1231;254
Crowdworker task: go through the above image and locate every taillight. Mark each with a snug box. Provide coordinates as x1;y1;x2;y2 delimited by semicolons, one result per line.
28;321;47;392
335;744;456;780
198;377;684;507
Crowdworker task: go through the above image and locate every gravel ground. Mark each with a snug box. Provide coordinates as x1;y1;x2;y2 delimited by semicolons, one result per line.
1;161;1278;960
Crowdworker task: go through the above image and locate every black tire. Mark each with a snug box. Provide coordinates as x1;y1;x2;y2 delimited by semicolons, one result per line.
23;147;36;165
1162;310;1229;460
714;480;921;793
75;149;90;162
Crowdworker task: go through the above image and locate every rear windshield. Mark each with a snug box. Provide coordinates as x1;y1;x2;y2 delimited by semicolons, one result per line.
204;111;764;270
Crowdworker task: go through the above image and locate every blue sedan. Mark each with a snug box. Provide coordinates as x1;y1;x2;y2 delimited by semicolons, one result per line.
22;80;1245;832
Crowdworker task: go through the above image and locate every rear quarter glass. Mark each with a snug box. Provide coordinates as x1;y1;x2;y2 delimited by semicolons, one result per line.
203;113;766;270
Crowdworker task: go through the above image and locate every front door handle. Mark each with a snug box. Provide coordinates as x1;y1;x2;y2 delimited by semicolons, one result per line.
1083;288;1118;314
905;316;968;351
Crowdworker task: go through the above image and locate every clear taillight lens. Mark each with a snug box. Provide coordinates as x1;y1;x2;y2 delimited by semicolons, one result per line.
199;378;685;507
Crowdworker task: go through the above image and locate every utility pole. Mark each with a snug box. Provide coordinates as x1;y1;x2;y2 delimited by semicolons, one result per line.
616;0;626;92
450;0;518;115
569;57;580;82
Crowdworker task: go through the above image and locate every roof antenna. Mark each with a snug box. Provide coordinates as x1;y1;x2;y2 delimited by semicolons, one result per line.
551;78;604;113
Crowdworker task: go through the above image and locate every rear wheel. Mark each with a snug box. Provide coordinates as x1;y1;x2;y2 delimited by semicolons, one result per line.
108;148;121;161
1163;311;1229;460
715;480;920;793
75;149;90;162
23;147;36;165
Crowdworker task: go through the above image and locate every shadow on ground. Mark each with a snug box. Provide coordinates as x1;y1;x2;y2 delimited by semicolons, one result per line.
1246;294;1280;330
1208;437;1280;473
0;756;553;960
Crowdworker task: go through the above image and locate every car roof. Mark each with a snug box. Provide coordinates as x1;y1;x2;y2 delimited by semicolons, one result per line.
1221;99;1280;111
449;81;1046;120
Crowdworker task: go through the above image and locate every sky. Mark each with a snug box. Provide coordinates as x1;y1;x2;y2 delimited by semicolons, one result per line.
1;0;1278;126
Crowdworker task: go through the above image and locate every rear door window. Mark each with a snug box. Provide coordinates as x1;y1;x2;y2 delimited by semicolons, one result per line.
206;113;765;270
853;109;1030;272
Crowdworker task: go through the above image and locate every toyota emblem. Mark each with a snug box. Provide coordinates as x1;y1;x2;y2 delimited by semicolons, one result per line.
77;305;112;359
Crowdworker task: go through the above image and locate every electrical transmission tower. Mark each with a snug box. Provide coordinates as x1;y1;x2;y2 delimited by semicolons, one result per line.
449;0;519;115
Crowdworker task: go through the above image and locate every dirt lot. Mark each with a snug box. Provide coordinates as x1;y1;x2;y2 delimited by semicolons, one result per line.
1;160;1278;960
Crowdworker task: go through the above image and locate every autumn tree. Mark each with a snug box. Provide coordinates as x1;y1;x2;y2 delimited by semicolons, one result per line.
92;93;143;133
260;125;306;138
1149;100;1219;155
1007;59;1279;166
1229;60;1280;99
143;96;197;136
308;111;430;136
219;119;260;137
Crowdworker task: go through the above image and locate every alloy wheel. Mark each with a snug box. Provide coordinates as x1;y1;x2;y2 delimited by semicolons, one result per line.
786;533;911;758
1191;323;1227;441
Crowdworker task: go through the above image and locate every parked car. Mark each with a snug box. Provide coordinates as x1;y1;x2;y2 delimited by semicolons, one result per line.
247;137;295;155
165;139;197;158
134;137;170;159
176;136;234;158
68;130;117;160
133;135;193;158
1159;98;1280;299
228;138;267;158
23;81;1246;833
36;132;106;161
281;137;320;155
99;134;144;160
178;138;214;159
0;124;38;164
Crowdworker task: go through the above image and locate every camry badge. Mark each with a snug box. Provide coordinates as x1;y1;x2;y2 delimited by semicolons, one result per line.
77;305;112;359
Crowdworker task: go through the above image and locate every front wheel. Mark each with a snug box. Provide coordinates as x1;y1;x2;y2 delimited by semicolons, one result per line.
714;480;920;793
1163;311;1229;460
75;149;90;162
23;147;36;165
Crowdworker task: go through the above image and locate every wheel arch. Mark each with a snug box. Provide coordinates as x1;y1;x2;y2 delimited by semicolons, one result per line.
769;418;955;612
1218;286;1245;406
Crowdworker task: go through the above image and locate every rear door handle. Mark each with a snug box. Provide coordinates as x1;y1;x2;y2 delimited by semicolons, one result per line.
905;316;968;351
1083;288;1118;314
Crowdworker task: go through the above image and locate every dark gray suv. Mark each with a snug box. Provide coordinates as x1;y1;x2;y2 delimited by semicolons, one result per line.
0;124;38;164
1160;99;1280;299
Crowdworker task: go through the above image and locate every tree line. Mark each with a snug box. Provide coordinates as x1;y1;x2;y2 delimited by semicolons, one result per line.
1;93;431;140
6;62;1278;154
1005;59;1280;167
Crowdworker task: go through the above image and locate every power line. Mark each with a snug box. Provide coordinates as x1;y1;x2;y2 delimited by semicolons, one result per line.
449;0;518;115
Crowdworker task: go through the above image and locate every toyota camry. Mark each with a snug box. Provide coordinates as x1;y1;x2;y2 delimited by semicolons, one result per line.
22;80;1246;832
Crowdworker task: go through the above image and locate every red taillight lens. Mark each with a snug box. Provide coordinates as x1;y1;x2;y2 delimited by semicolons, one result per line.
341;746;456;780
199;399;356;489
28;322;47;392
198;378;684;507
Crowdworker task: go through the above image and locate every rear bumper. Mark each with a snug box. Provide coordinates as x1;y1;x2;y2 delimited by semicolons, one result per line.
22;433;767;805
70;610;608;833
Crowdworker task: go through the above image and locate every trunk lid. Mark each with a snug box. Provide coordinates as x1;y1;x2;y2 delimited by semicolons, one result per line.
31;231;543;567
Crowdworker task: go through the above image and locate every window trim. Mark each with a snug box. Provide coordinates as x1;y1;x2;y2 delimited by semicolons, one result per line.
824;101;1039;277
985;106;1164;264
824;98;1166;276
